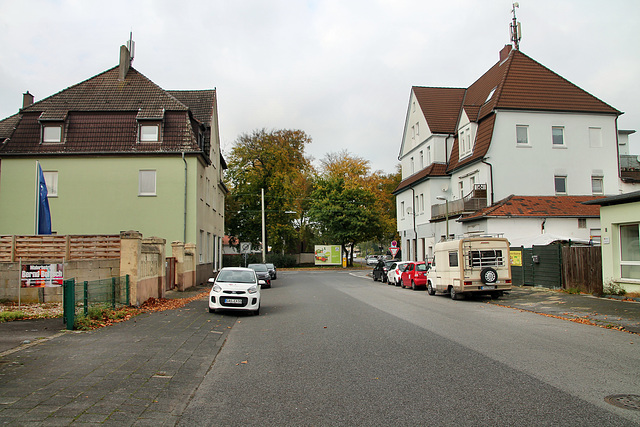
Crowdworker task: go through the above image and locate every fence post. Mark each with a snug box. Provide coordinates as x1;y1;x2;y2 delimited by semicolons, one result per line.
111;277;116;309
63;278;75;330
83;281;88;316
126;275;130;306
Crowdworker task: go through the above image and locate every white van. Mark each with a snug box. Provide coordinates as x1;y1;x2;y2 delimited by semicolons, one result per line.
426;236;511;300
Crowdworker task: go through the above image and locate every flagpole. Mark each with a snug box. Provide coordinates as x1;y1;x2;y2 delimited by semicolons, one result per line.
35;161;40;235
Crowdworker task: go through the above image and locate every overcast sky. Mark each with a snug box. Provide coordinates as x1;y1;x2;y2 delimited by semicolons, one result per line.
1;0;639;174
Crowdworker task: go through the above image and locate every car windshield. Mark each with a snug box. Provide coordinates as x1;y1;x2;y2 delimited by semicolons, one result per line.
416;263;428;272
248;264;268;272
216;270;255;284
265;263;275;269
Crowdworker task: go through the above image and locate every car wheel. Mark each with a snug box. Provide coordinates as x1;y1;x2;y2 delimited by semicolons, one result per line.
450;286;461;300
411;280;417;290
254;306;260;315
427;282;436;296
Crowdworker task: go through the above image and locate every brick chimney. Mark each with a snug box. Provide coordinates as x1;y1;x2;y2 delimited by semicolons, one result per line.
500;44;513;62
118;45;131;81
22;91;34;108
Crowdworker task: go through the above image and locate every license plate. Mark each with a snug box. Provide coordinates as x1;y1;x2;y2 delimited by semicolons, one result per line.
481;285;496;290
224;298;243;304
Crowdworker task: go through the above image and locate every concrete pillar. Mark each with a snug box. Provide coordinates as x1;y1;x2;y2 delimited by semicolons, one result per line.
184;243;197;290
120;230;142;306
143;237;166;298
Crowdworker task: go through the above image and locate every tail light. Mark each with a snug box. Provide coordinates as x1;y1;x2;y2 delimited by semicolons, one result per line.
505;279;512;284
464;281;472;286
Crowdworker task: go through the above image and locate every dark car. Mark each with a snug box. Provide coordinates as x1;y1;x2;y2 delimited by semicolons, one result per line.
372;260;395;283
265;263;277;280
247;263;272;288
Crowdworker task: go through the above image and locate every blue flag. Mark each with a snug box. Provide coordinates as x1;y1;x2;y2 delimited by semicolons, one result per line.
37;163;52;234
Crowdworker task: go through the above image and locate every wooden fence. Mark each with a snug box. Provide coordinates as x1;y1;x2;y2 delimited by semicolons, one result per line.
0;235;120;262
561;246;603;294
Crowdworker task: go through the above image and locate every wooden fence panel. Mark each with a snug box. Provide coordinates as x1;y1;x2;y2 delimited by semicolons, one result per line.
14;235;67;262
69;235;120;260
0;235;120;262
562;246;602;294
0;236;14;262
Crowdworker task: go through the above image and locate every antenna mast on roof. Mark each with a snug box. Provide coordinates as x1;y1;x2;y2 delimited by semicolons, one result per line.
127;32;135;64
510;2;522;50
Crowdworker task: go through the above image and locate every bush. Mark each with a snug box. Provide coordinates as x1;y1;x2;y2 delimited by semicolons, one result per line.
0;311;26;322
603;282;626;296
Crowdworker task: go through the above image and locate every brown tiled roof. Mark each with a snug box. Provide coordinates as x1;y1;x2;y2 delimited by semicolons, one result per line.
413;87;465;134
393;162;448;194
459;195;603;222
0;66;216;156
441;47;621;174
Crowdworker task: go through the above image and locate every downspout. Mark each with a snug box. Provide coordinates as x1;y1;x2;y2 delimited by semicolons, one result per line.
481;158;494;205
411;186;417;261
182;152;187;243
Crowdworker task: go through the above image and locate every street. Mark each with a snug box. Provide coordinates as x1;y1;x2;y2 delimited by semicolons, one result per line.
179;271;639;426
0;270;639;426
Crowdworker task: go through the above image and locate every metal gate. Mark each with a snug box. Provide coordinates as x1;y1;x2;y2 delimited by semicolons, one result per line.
165;257;176;290
510;243;562;288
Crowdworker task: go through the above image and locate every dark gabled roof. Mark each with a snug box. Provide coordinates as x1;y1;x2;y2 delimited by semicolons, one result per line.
413;87;465;134
393;162;448;194
582;190;640;206
0;65;216;156
459;195;603;222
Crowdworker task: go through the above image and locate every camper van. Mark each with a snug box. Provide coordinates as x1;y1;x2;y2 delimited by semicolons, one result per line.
426;236;511;300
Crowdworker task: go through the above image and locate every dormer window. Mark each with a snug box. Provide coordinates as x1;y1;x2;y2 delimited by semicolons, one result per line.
43;125;63;143
139;124;160;142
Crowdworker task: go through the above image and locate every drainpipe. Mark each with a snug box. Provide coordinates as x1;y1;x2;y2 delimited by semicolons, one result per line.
182;152;187;243
411;186;417;261
481;158;494;205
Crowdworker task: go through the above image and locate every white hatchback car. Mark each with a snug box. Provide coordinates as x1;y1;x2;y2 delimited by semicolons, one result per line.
387;261;411;286
208;267;262;315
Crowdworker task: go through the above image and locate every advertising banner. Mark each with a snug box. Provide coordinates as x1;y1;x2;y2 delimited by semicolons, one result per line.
314;245;342;266
21;264;63;287
509;250;522;267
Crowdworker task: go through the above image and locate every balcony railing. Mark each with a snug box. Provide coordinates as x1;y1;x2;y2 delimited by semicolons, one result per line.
431;184;487;220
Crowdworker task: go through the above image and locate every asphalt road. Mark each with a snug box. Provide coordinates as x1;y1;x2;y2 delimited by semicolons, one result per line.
179;271;640;426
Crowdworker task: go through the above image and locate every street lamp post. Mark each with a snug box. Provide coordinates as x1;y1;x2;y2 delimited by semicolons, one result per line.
436;196;449;240
261;188;266;263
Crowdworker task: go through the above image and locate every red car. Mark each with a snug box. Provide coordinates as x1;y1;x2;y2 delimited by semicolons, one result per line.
401;261;429;290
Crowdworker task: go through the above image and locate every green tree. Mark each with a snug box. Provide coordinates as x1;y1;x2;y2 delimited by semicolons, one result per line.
225;129;313;254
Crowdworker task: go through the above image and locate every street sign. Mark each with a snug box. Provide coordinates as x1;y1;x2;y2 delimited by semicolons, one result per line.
240;242;251;254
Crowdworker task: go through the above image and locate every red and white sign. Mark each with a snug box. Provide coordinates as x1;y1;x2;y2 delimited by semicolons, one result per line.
389;241;399;258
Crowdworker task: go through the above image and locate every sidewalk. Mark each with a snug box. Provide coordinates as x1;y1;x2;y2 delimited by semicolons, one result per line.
0;285;231;425
486;285;640;334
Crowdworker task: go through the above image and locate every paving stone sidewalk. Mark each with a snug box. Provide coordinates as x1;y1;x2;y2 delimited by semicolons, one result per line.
0;289;233;426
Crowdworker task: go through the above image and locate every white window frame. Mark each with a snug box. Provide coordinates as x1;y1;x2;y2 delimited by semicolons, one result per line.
554;175;567;195
516;125;529;146
552;126;565;147
138;170;157;196
591;175;604;195
42;125;63;143
42;171;58;197
139;124;160;142
619;223;640;281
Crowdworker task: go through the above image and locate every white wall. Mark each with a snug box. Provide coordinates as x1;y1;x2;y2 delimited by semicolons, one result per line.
489;111;619;199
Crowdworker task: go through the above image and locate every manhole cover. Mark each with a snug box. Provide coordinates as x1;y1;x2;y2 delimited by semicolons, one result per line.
605;394;640;411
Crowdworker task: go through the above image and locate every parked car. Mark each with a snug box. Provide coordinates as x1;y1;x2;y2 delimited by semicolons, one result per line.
208;267;262;315
366;255;380;266
427;237;512;299
265;263;277;280
247;263;272;288
372;260;395;282
387;261;410;286
401;261;429;290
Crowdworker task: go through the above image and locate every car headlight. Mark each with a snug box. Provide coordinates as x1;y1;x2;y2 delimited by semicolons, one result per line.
248;285;258;294
212;284;222;293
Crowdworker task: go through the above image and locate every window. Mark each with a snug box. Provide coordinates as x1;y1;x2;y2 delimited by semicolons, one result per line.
410;157;414;174
416;122;419;137
516;125;529;145
419;151;424;169
620;224;640;280
426;146;431;165
554;175;567;194
140;125;159;142
578;218;587;229
592;176;604;194
419;194;424;213
199;230;204;263
411;126;415;141
448;251;459;267
589;127;602;148
470;250;504;268
400;201;405;219
485;87;496;104
43;171;58;197
43;125;63;143
552;127;564;146
459;181;464;199
138;170;156;196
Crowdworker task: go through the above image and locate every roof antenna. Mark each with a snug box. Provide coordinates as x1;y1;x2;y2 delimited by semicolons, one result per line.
510;2;522;50
126;31;135;64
